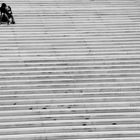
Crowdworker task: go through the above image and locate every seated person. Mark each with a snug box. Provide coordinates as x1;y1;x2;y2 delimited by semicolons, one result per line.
0;3;15;24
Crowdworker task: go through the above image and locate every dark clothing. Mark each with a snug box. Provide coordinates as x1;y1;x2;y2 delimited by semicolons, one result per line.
0;5;15;24
0;6;12;17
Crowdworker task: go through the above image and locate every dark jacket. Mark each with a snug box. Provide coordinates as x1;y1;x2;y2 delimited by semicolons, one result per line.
0;6;12;18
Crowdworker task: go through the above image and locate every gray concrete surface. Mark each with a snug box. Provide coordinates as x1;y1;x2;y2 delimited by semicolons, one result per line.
0;0;140;139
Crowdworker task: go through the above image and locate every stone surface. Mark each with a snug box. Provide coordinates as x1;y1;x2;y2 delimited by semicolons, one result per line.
0;0;140;139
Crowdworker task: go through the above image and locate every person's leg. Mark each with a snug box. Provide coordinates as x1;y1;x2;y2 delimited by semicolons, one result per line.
0;16;2;24
3;13;10;24
0;13;3;24
8;14;15;24
10;14;15;24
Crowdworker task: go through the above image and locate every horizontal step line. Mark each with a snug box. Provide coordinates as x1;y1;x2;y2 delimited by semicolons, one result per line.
0;112;140;122
0;124;140;136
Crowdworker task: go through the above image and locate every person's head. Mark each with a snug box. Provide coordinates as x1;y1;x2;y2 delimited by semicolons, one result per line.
1;3;6;8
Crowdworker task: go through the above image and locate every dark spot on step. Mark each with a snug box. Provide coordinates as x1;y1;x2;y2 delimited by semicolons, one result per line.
85;117;89;120
13;103;16;105
53;119;57;121
68;106;71;109
42;107;47;109
112;122;117;125
83;123;87;126
29;108;33;110
87;128;93;132
72;110;76;113
80;90;83;93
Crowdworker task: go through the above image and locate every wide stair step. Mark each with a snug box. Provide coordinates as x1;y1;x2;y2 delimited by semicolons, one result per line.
0;0;140;139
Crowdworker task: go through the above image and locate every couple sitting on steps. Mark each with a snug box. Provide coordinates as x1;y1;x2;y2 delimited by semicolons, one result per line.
0;3;15;24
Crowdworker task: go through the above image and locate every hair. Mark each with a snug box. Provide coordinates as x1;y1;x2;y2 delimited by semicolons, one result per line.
1;3;6;8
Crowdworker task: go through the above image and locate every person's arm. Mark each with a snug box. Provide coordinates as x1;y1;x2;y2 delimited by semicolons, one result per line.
7;6;15;24
7;6;12;15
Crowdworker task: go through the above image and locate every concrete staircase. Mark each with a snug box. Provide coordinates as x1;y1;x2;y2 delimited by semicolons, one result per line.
0;0;140;139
